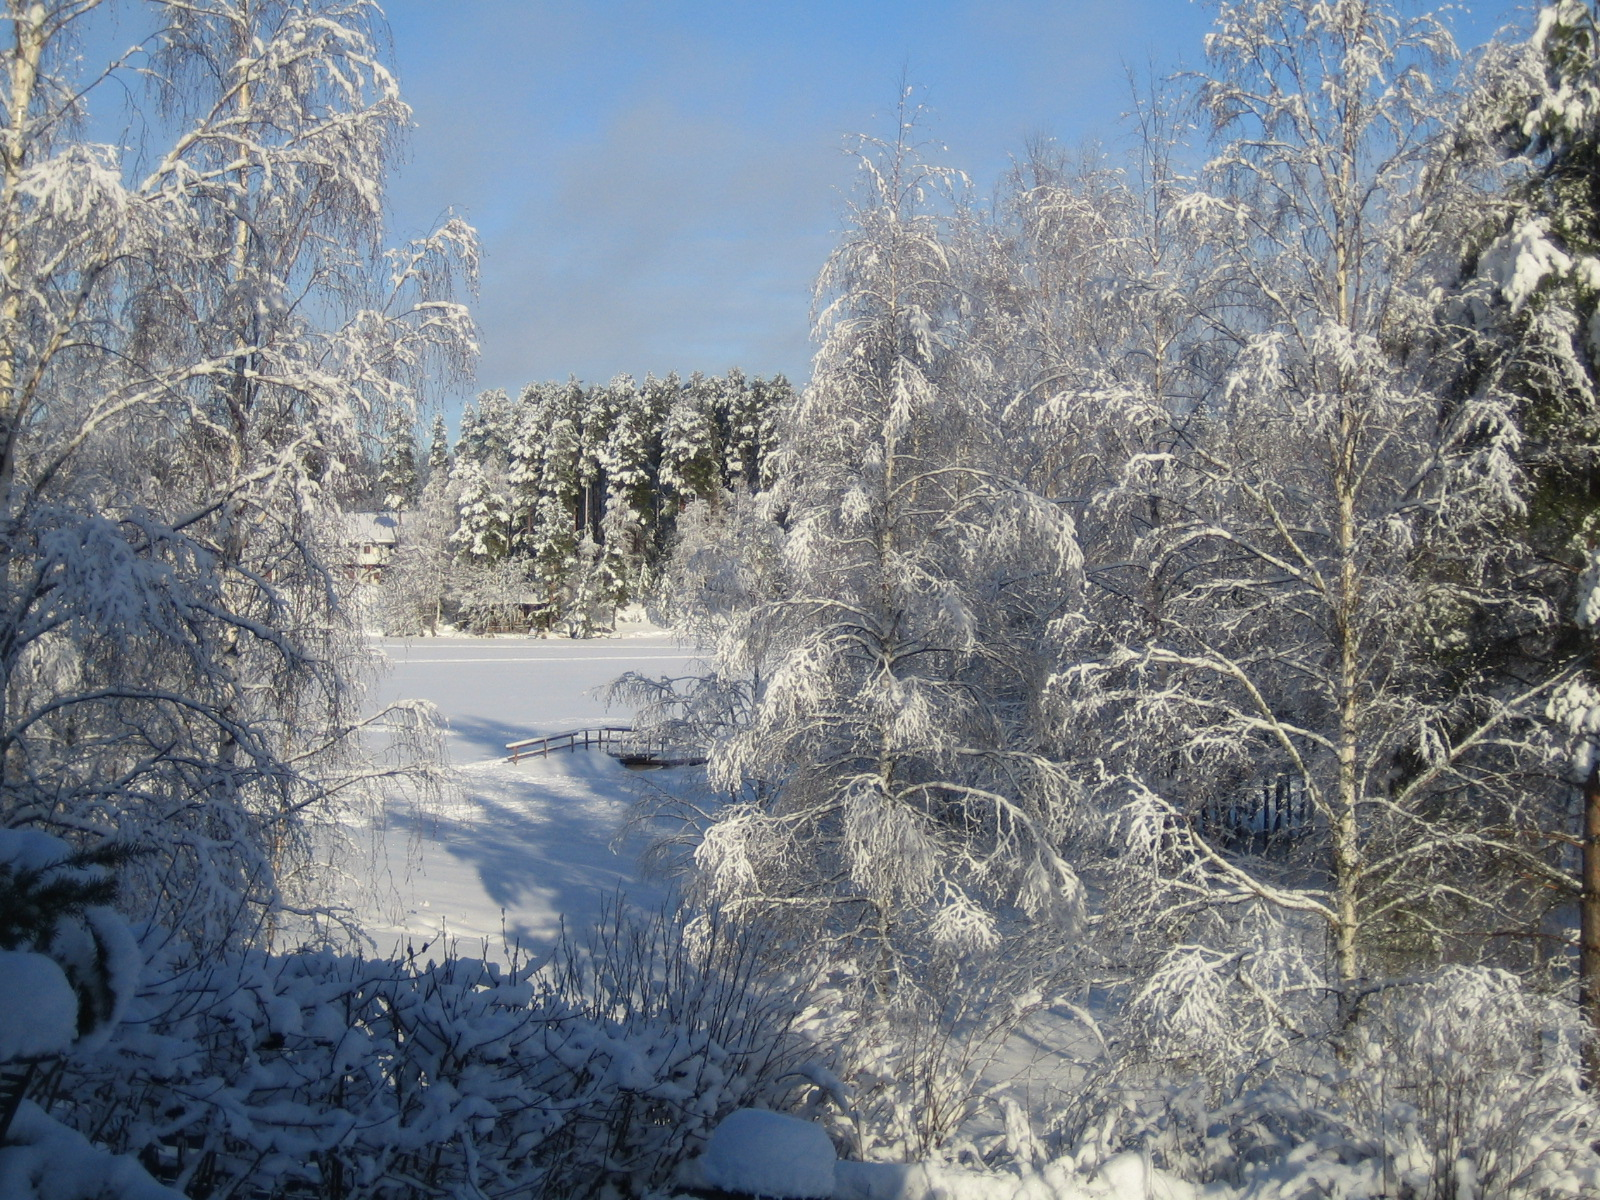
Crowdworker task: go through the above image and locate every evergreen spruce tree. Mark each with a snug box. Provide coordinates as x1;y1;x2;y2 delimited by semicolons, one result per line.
1447;0;1600;1072
426;411;451;478
507;381;558;553
378;409;420;510
721;367;760;493
754;374;794;492
481;387;517;463
640;372;680;563
525;382;584;625
577;380;618;547
459;388;513;466
455;400;482;465
660;371;725;507
449;459;512;563
599;374;655;603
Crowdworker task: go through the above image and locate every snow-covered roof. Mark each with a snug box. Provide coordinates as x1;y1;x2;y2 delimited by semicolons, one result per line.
343;510;403;546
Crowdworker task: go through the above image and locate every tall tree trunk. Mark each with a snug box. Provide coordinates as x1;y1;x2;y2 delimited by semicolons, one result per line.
1583;737;1600;1084
0;0;42;491
0;1;46;800
1331;403;1364;1032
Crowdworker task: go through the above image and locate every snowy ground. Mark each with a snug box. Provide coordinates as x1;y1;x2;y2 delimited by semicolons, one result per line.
355;632;701;958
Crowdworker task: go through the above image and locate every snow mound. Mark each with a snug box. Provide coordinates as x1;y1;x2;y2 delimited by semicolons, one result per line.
0;1101;181;1199
0;951;79;1059
0;828;76;872
699;1108;836;1198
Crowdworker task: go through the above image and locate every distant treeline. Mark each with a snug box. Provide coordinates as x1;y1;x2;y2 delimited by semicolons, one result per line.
373;370;795;633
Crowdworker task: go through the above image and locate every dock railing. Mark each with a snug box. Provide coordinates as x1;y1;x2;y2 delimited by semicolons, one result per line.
505;725;706;766
506;725;635;762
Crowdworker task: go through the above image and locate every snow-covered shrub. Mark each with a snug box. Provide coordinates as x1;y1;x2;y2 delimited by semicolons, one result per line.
537;902;818;1196
0;1101;181;1200
1053;968;1600;1200
787;954;1058;1170
49;903;812;1199
1105;905;1332;1087
1342;967;1600;1200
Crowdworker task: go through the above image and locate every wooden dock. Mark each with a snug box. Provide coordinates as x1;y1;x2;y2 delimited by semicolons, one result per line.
505;725;705;767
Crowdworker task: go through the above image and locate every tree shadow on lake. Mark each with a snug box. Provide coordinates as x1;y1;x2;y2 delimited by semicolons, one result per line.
441;714;589;764
385;752;663;948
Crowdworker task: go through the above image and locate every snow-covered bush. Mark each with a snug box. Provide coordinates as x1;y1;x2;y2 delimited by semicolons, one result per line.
801;962;1051;1168
1344;968;1600;1200
536;902;819;1195
0;1102;181;1200
1054;968;1600;1200
46;903;812;1199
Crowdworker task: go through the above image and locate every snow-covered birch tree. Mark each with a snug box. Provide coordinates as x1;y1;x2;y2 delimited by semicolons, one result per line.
0;0;476;948
380;461;459;634
688;106;1086;998
1053;0;1562;1067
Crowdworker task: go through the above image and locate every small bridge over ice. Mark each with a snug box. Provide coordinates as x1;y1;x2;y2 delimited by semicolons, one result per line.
505;725;706;768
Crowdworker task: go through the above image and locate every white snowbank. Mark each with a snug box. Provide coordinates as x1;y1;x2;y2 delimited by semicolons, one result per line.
0;1101;181;1200
696;1108;838;1198
834;1152;1205;1200
685;1113;1212;1200
0;951;78;1059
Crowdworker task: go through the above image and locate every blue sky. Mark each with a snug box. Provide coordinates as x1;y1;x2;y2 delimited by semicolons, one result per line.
377;1;1524;409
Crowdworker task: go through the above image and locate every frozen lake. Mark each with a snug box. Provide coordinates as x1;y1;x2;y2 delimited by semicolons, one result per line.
367;632;699;765
355;633;702;958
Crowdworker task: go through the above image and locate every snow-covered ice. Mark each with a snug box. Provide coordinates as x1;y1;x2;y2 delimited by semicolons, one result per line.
358;634;699;957
367;632;697;765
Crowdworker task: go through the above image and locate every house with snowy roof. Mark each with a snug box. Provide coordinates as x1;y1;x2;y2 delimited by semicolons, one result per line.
342;510;404;583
